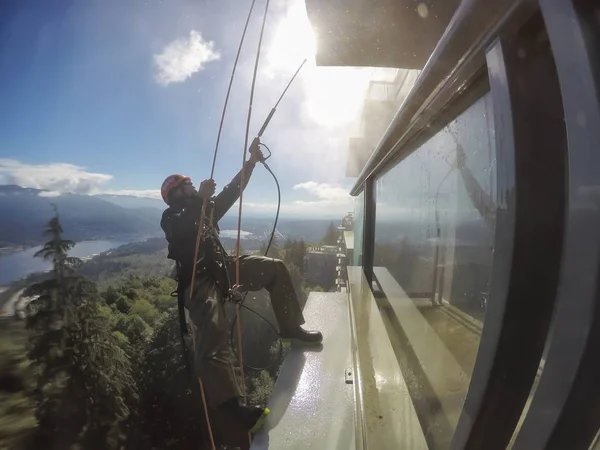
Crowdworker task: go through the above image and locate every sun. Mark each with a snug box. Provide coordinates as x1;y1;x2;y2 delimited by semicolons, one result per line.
266;0;317;72
265;0;398;129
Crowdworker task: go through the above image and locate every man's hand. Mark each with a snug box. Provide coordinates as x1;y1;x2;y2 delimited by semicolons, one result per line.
228;283;245;303
248;139;264;164
198;179;216;200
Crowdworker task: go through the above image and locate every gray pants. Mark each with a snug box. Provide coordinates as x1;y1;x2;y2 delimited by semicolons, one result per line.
183;255;305;408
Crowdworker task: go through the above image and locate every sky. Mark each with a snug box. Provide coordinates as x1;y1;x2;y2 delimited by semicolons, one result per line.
0;0;399;219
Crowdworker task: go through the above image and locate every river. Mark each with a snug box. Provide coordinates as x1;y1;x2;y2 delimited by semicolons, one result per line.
0;240;131;285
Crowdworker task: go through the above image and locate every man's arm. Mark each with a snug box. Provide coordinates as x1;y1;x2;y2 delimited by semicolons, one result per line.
213;160;256;222
161;208;183;261
455;143;496;228
212;142;263;222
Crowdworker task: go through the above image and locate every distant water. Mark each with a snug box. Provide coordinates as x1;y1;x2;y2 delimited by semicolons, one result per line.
218;229;253;239
0;240;130;285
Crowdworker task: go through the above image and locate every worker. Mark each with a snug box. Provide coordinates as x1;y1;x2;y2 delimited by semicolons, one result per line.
159;144;323;438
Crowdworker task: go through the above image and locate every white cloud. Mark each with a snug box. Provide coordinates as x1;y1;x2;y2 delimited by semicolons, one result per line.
243;200;351;218
235;181;353;218
38;191;62;198
99;189;162;199
154;30;221;86
0;159;167;200
293;181;351;204
0;159;112;195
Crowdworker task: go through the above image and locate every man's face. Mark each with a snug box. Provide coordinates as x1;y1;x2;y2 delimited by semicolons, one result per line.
173;179;197;200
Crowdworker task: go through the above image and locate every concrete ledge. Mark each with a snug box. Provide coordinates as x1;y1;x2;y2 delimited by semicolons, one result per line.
250;292;355;450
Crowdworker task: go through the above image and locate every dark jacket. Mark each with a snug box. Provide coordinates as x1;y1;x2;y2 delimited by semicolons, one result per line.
160;162;255;285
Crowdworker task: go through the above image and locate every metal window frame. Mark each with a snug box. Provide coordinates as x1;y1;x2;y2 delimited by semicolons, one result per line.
350;0;539;197
510;1;600;449
361;178;376;286
451;14;568;449
346;0;600;447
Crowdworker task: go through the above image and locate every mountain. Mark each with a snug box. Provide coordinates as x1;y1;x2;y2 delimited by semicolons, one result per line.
0;185;341;249
0;185;163;247
94;194;164;210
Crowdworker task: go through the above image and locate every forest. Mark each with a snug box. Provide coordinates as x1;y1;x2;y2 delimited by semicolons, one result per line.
0;214;339;449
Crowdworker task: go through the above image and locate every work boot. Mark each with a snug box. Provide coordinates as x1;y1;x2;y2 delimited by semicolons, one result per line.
212;398;270;449
280;326;323;344
218;397;269;433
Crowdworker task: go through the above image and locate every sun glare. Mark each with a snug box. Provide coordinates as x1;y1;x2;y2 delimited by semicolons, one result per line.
303;67;398;128
265;0;398;129
266;1;316;73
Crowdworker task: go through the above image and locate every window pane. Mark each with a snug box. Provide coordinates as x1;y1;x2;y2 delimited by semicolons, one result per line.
373;92;496;448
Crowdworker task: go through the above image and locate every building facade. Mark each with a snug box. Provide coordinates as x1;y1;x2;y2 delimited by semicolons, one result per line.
313;0;600;449
303;245;338;291
252;2;600;449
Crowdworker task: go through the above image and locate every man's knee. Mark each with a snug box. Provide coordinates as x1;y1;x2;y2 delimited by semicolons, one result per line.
271;257;285;267
245;255;286;273
187;296;214;326
252;255;283;265
267;258;288;277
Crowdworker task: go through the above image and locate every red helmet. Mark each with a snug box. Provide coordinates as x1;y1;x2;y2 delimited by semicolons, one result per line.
161;174;190;204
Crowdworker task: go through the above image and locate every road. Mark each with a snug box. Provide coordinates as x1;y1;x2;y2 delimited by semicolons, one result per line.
0;287;25;317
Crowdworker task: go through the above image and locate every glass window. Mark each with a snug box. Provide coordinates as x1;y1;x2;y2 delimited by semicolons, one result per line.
353;191;365;266
373;92;496;448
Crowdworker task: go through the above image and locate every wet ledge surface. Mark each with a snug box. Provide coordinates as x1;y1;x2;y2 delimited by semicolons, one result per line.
250;292;355;450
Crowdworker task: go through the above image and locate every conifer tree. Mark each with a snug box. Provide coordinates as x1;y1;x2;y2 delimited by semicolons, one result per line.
25;211;135;450
260;233;280;258
133;308;207;449
321;221;339;246
287;239;307;271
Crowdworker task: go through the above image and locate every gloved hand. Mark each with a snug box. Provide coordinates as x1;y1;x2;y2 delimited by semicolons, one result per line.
198;179;216;200
248;139;264;164
228;284;245;303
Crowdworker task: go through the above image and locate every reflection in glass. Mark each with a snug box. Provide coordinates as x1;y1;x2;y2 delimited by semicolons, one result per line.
353;192;365;266
373;92;496;448
347;69;421;177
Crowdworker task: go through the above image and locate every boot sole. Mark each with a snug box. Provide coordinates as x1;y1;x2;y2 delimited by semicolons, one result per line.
280;336;323;345
249;407;270;434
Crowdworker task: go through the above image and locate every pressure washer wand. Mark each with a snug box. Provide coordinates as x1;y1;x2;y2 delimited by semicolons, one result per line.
250;58;307;158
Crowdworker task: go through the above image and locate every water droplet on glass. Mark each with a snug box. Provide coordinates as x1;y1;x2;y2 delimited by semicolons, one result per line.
417;3;429;19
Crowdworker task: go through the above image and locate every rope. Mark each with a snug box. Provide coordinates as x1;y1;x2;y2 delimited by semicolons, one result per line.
189;318;216;450
230;153;283;372
234;0;272;404
210;0;258;178
186;1;259;448
233;2;271;447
